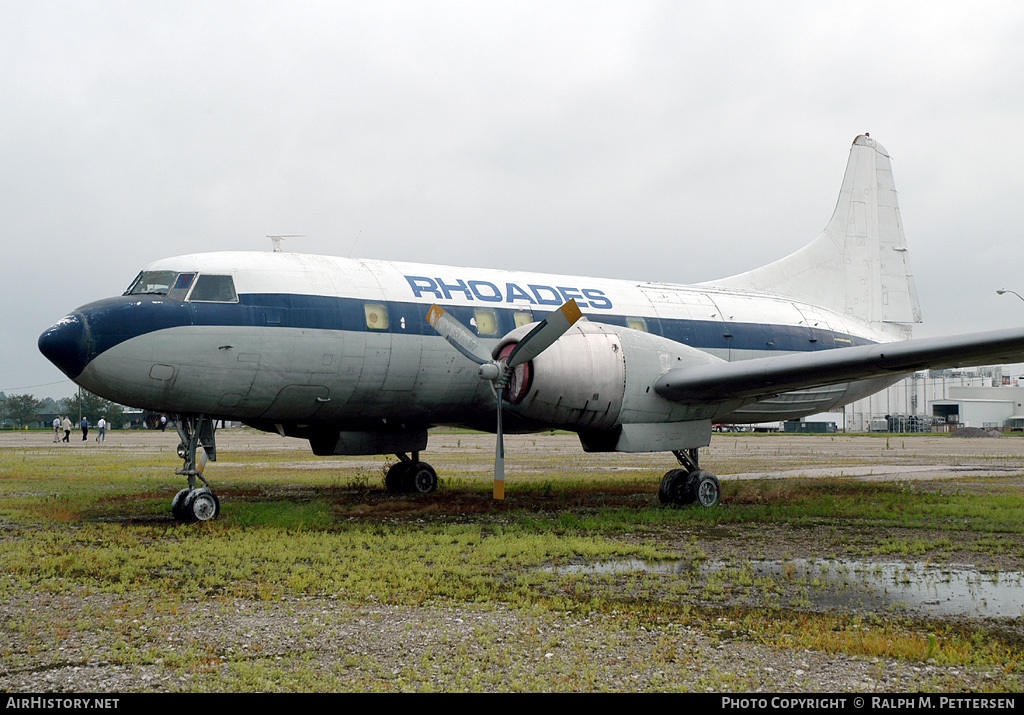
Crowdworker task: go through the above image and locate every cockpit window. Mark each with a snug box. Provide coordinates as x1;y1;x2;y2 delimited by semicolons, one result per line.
187;274;237;303
126;271;177;296
167;273;196;300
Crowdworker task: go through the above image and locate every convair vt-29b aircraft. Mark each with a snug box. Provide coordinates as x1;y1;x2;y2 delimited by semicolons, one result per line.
39;135;1024;522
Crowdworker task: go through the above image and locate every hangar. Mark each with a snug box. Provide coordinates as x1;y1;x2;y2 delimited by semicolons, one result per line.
835;367;1024;432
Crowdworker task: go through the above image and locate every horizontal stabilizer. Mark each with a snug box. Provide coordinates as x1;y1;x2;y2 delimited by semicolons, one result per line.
654;327;1024;404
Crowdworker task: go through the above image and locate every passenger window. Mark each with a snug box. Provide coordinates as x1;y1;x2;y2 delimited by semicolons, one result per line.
474;309;499;336
187;275;237;303
168;273;196;300
364;303;389;330
627;317;648;332
513;311;534;328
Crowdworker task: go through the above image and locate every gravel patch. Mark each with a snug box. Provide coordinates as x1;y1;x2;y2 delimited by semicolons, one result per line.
0;588;1007;693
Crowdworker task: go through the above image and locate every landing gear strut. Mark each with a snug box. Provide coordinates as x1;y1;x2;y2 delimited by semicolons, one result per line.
384;452;438;494
171;414;221;523
658;448;721;508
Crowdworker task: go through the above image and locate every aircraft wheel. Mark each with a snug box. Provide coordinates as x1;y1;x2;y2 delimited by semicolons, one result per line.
408;463;438;494
171;488;191;522
177;442;187;459
385;462;413;493
183;487;220;522
658;468;694;507
689;470;721;508
658;469;682;504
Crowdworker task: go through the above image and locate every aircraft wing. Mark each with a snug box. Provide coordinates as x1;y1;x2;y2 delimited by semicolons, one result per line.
654;327;1024;404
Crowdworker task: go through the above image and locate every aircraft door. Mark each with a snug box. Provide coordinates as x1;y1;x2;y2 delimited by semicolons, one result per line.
641;285;730;359
702;295;736;361
360;263;423;393
792;304;837;350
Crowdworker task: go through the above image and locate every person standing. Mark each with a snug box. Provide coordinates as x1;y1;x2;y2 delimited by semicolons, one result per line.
96;416;106;442
61;416;72;443
81;416;89;441
53;417;61;443
159;415;167;431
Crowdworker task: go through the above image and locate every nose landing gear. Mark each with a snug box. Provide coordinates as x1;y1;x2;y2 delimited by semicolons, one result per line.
170;414;221;523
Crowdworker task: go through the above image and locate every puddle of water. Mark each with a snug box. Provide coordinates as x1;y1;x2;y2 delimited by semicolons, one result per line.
551;559;1024;619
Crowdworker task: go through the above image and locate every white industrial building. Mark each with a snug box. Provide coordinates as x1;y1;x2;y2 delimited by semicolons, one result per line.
812;367;1024;432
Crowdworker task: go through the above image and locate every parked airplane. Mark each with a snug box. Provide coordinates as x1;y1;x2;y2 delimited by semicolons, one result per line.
38;135;1024;522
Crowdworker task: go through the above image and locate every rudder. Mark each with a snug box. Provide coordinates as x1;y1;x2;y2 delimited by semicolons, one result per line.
702;134;922;340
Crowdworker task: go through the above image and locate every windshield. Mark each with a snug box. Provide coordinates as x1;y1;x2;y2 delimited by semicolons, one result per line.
125;271;178;296
124;270;238;302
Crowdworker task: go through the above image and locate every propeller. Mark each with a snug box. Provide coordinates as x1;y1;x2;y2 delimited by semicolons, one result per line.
427;300;583;499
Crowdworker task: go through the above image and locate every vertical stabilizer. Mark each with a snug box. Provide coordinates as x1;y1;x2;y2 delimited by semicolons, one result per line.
702;135;922;339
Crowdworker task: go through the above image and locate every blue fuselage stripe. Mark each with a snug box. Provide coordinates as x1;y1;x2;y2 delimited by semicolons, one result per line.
82;292;876;364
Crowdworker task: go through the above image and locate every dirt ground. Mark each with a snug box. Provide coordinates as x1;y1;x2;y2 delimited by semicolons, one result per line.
3;428;1024;692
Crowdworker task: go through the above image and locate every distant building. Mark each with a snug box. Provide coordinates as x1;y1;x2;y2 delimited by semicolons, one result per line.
823;366;1024;431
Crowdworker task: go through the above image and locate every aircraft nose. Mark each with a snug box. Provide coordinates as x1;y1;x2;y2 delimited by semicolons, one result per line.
38;313;90;379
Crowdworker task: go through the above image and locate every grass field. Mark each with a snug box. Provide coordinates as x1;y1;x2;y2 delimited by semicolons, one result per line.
2;429;1024;691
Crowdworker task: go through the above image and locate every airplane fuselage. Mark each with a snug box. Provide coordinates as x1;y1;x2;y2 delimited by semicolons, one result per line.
45;250;896;439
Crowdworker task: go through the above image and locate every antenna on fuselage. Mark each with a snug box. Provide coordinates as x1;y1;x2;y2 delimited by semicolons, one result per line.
266;234;305;252
347;230;362;258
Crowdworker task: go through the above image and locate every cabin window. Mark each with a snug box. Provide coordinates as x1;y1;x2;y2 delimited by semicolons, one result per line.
126;270;177;296
474;309;499;336
167;273;196;300
364;303;389;330
513;311;534;328
627;317;648;332
187;274;238;303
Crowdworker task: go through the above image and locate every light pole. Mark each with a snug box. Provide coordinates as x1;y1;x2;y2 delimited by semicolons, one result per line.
997;290;1024;415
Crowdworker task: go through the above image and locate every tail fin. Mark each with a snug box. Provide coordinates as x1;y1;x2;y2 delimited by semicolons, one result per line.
702;134;922;339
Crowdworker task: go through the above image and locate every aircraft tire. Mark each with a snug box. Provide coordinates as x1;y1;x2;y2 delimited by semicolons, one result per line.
183;487;220;522
688;470;721;508
385;462;413;493
658;469;679;504
658;469;694;507
171;488;191;522
408;463;438;494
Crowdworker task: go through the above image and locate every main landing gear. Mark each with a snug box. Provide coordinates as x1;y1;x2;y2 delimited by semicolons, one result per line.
658;448;721;508
170;414;221;523
384;452;438;494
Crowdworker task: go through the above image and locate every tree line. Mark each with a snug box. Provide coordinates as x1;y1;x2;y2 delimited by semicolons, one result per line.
0;389;129;429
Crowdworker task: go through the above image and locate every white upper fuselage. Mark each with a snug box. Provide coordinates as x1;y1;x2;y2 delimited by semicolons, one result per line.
147;249;889;357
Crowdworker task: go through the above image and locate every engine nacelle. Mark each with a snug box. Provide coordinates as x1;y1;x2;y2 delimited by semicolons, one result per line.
494;320;724;431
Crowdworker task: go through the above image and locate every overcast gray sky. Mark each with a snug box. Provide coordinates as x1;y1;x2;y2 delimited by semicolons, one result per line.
3;1;1024;401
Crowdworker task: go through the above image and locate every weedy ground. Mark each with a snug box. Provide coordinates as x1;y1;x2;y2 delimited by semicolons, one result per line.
1;429;1024;692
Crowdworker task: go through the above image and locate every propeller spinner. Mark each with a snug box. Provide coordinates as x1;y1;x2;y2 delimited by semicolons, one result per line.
427;300;583;499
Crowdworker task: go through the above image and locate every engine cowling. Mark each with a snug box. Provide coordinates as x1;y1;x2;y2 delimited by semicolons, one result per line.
493;320;724;431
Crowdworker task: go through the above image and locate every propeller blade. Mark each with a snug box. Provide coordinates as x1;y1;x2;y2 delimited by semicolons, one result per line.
426;304;490;365
494;387;505;500
426;300;583;501
506;299;582;367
